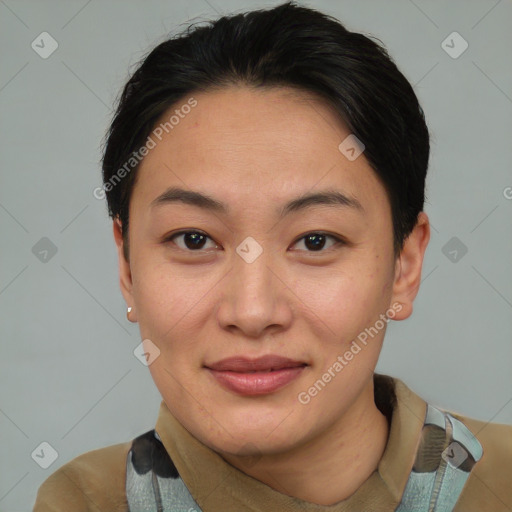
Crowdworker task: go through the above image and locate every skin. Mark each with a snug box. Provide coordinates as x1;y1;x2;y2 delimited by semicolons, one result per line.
113;85;430;505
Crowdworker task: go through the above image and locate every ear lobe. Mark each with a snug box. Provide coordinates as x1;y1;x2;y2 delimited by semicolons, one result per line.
113;217;135;314
390;212;430;321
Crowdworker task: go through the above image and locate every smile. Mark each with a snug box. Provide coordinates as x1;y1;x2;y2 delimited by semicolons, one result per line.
204;355;308;396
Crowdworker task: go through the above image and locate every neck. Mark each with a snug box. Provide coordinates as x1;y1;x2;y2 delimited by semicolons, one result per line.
221;377;389;506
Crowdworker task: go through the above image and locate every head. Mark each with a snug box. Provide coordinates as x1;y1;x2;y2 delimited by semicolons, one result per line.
101;2;430;458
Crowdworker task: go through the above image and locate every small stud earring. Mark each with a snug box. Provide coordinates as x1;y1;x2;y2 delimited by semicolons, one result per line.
127;306;133;321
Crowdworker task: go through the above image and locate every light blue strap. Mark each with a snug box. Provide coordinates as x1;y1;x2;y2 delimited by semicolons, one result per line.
449;412;483;462
394;471;437;511
395;404;483;512
425;403;446;428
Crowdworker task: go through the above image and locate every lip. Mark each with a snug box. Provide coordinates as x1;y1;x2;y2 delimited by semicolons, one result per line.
206;355;307;372
205;355;308;396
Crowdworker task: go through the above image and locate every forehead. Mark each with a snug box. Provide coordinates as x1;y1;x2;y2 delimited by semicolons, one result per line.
130;86;389;220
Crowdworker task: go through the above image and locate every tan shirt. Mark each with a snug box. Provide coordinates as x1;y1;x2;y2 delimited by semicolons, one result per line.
33;375;512;511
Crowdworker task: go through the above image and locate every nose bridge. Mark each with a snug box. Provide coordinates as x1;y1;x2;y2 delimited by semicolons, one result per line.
216;228;294;337
232;235;277;299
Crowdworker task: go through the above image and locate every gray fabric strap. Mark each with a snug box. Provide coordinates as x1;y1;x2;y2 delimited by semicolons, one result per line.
125;429;202;512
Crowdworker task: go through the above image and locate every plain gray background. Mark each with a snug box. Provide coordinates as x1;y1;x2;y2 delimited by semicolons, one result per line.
1;0;511;510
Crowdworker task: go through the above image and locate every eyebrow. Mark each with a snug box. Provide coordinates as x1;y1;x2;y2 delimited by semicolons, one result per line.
150;186;364;218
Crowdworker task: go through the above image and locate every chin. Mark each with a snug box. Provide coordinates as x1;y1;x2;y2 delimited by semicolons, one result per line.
201;406;312;453
209;428;305;459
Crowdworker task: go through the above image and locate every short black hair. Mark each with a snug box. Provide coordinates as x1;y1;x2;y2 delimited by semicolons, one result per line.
101;1;430;261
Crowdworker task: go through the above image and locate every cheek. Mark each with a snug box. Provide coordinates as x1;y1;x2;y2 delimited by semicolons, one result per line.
131;261;218;380
131;255;200;336
293;256;391;337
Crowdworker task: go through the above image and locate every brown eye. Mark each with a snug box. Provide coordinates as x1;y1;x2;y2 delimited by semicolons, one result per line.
165;230;217;251
292;232;343;252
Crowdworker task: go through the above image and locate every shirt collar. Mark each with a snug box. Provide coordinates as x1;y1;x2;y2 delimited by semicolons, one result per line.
155;373;427;511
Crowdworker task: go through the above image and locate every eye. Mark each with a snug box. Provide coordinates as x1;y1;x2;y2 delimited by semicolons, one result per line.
292;232;344;252
164;230;218;251
163;230;345;253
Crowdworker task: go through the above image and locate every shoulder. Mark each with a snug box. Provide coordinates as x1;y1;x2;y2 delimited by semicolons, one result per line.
33;440;132;512
450;411;512;512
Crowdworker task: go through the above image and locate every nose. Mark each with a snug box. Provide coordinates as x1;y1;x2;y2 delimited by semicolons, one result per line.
216;239;293;339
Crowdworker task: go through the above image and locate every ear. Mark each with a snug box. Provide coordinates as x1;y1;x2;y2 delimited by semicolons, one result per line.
390;211;430;320
113;217;137;322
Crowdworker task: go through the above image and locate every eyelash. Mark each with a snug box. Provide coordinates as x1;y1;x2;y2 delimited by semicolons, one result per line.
163;230;345;254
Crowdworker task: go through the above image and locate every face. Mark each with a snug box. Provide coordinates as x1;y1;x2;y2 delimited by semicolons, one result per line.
115;85;419;458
